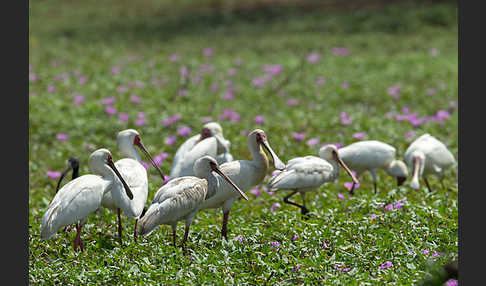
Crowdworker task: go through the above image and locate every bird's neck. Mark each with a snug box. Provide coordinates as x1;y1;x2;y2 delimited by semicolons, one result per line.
120;145;142;162
249;143;269;177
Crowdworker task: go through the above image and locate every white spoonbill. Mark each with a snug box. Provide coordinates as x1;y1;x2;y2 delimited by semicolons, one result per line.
100;129;165;242
40;149;134;252
404;133;456;192
196;129;285;240
137;156;247;248
338;140;409;195
170;122;233;178
268;144;359;215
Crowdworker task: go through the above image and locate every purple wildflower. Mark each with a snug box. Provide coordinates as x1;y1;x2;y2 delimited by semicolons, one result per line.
322;241;328;248
203;48;213;57
200;116;213;123
118;113;129;122
141;161;150;170
135;118;146;126
162;114;181;126
178;89;188;97
235;236;243;243
47;85;56;93
78;76;87;85
270;241;280;248
353;132;367;140
153;153;168;166
73;95;85;105
387;84;402;100
254;115;264;125
427;88;436;95
341;81;349;89
307;53;321;63
270;202;281;212
180;66;189;78
47;171;61;179
433;250;439;257
444;279;458;286
292;264;301;272
227;68;237;76
105;106;117;115
210;83;219;93
292;132;306;142
306;138;320;147
292;234;298;241
56;133;69;141
423;249;429;255
223;89;234;101
404;130;416;139
165;136;176;145
340;112;351;126
316;76;325;85
332;47;350;56
252;78;264;88
111;66;120;74
286;98;298;106
117;86;127;94
344;182;359;190
100;97;116;105
379;261;393;269
177;126;192;137
337;193;346;200
130;95;141;103
384;204;394;212
249;189;261;196
29;73;37;82
169;54;179;62
370;214;377;219
334;264;350;273
263;64;283;75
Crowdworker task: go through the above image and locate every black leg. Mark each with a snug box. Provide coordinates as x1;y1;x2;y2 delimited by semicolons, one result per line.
424;177;433;192
283;190;309;214
221;211;230;240
172;224;177;247
117;208;123;243
133;219;138;242
349;183;356;196
374;181;377;194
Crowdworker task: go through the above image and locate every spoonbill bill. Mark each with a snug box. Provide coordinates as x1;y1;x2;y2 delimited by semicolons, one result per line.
268;144;359;215
170;122;233;178
137;156;247;248
338;140;409;195
55;158;80;193
101;129;165;242
196;129;285;240
404;133;456;192
40;149;134;252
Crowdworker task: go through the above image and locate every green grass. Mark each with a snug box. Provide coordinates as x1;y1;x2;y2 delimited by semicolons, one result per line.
29;1;458;284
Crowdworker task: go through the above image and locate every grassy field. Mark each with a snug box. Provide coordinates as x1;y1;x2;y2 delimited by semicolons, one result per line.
29;1;458;284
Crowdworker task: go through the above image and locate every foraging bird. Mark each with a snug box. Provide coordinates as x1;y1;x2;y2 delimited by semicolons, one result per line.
101;129;165;242
40;149;134;252
268;144;359;215
196;129;285;240
56;158;80;193
404;133;456;192
338;140;409;195
137;156;247;248
170;122;233;178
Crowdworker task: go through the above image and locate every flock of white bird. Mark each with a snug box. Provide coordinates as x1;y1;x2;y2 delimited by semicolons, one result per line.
40;122;456;252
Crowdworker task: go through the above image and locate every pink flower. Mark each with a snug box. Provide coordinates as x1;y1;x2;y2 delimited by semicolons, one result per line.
426;88;436;95
47;85;56;93
307;53;321;63
162;114;181;126
29;73;37;82
177;89;188;97
235;236;243;243
292;132;306;142
227;68;237;76
404;130;416;139
292;264;301;272
316;76;325;85
444;279;458;286
250;189;261;196
100;97;116;105
169;54;179;62
200;64;215;73
384;204;394;212
118;113;129;122
387;84;402;100
203;48;213;57
223;89;234;101
286;98;298;106
165;136;177;145
180;66;189;78
270;202;281;212
135;118;146;126
47;170;61;179
334;264;350;273
177;126;192;137
322;241;328;248
270;241;280;248
379;261;393;269
263;64;283;75
332;47;350;56
111;66;120;74
337;193;346;200
73;95;85;105
370;214;377;219
201;116;213;123
56;133;69;141
340;112;351;126
141;162;150;170
210;83;219;92
433;250;439;257
306;138;320;147
252;78;264;88
78;76;87;85
153;153;168;166
137;112;146;119
341;81;349;89
130;95;141;103
344;182;359;190
254;115;264;125
291;234;298;241
353;132;367;140
423;249;429;255
105;106;117;115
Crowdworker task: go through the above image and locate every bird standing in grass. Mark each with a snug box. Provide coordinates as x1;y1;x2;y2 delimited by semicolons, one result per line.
41;149;134;252
101;129;165;242
196;129;285;240
170;122;233;179
268;144;359;215
404;133;456;192
137;156;247;249
338;140;409;195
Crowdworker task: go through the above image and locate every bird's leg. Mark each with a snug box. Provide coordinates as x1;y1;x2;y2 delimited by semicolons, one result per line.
117;208;123;242
182;222;191;255
78;224;84;252
440;179;447;191
133;219;138;242
300;192;309;215
374;182;377;194
283;190;307;214
349;183;356;196
171;224;177;247
221;211;230;240
73;223;84;252
423;177;433;192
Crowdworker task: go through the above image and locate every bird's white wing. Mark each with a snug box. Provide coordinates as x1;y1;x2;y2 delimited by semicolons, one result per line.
170;135;200;176
139;177;207;235
115;158;148;219
268;158;334;190
170;137;219;178
286;156;321;168
41;174;105;240
339;141;396;171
